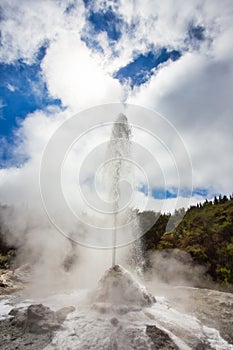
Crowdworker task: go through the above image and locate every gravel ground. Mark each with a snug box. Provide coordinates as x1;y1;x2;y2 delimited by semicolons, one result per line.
0;303;75;350
0;318;52;350
1;268;233;349
165;286;233;345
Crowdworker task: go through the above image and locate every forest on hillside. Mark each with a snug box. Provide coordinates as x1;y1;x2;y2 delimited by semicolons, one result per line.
140;195;233;285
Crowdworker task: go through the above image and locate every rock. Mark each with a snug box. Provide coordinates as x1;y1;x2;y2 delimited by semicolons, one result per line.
0;270;15;289
0;303;76;349
9;307;27;327
0;317;52;350
27;304;54;321
92;303;107;313
0;268;25;294
56;306;75;323
26;304;60;334
0;281;6;287
146;325;179;350
8;303;75;335
110;317;119;327
13;264;31;283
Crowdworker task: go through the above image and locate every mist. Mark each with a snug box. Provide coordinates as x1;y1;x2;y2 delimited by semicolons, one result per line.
0;105;199;298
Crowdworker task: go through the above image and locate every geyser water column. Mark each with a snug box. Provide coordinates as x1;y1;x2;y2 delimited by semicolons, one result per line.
106;113;132;267
40;103;192;268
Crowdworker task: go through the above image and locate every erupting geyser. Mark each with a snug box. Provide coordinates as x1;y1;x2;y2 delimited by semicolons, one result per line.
106;113;144;270
107;113;131;267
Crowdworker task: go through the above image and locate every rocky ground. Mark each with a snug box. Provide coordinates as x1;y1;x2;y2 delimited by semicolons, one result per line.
146;325;178;350
1;267;233;349
158;286;233;345
0;267;75;349
0;265;31;295
0;303;75;350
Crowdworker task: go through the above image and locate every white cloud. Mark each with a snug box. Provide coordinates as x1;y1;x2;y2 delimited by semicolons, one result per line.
0;0;125;109
133;190;205;214
0;0;85;64
6;83;15;92
128;43;233;194
0;0;232;195
0;108;67;203
41;32;123;109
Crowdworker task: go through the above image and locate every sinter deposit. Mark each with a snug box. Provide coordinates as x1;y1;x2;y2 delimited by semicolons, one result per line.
92;264;155;306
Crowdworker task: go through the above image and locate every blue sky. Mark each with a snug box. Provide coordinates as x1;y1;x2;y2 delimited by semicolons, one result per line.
0;47;61;136
0;0;232;211
0;2;184;175
0;45;182;141
0;1;208;146
0;8;183;144
115;49;181;87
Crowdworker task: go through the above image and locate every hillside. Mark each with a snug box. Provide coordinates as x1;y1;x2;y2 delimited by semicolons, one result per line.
0;208;15;270
141;196;233;285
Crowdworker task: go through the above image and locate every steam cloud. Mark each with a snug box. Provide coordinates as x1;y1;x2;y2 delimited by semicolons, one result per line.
0;104;201;296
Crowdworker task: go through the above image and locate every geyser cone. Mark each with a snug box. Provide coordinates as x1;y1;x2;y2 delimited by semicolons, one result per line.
93;265;155;307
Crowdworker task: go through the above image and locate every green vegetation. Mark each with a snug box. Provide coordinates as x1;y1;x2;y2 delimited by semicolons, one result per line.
140;195;233;285
0;248;15;269
0;207;15;269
